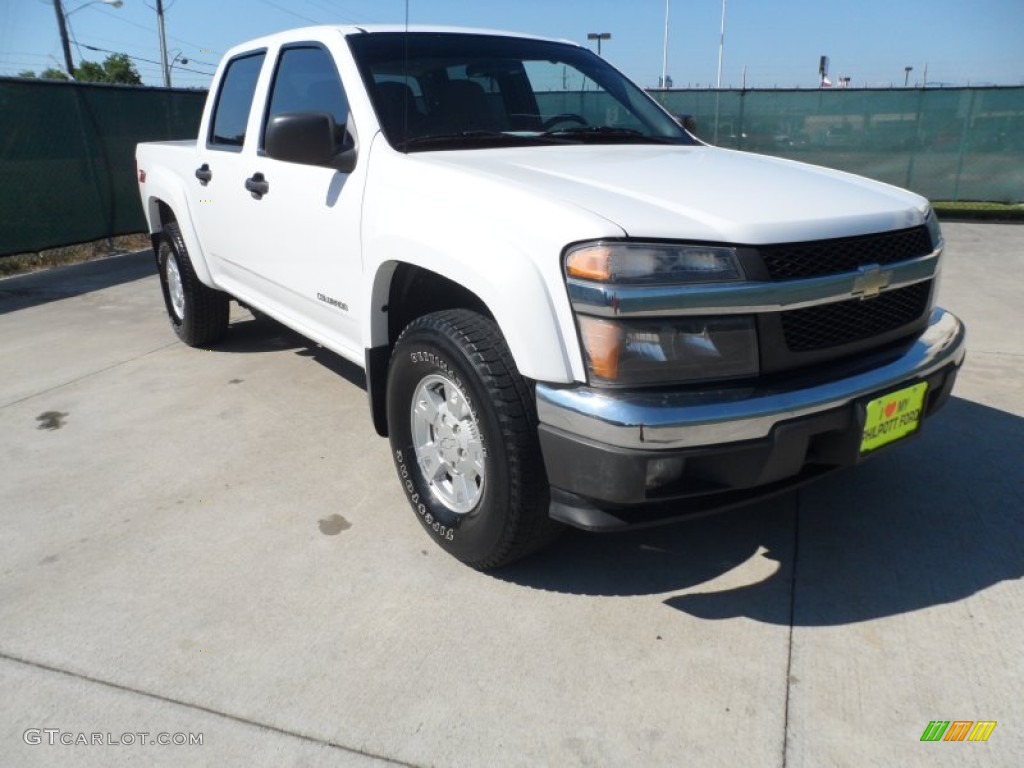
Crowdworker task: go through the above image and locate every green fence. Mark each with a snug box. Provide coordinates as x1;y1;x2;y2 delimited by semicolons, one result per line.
2;81;1021;258
0;78;206;257
651;87;1024;204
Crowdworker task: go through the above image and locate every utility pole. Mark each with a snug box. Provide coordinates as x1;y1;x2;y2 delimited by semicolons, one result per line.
52;0;75;76
156;0;170;87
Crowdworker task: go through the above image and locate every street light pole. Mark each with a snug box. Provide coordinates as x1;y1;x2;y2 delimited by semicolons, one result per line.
156;0;170;87
587;32;611;57
169;51;189;87
904;66;913;87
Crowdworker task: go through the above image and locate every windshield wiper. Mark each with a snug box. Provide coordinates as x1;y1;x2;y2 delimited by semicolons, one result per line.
540;126;677;143
399;131;562;151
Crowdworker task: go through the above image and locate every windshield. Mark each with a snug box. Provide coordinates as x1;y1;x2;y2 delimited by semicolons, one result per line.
347;32;696;151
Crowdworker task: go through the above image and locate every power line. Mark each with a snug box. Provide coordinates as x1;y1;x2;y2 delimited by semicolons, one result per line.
299;0;372;22
301;0;342;16
80;43;214;77
258;0;322;24
88;5;214;54
67;28;220;70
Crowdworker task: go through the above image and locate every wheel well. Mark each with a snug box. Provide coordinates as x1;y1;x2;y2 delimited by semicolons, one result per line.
150;200;176;253
366;264;496;437
386;263;493;346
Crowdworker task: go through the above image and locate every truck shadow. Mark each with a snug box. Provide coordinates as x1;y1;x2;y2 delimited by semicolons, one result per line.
214;313;1020;627
219;312;367;389
497;397;1024;627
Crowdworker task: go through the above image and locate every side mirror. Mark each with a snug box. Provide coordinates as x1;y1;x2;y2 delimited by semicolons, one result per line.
265;112;358;173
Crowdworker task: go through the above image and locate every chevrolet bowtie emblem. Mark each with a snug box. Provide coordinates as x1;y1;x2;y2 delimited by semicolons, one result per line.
852;264;893;299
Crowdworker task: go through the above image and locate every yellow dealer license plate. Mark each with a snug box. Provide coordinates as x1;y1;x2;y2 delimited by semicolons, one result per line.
860;382;929;453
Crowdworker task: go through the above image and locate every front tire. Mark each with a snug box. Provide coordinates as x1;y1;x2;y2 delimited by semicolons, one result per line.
157;221;229;346
386;310;560;569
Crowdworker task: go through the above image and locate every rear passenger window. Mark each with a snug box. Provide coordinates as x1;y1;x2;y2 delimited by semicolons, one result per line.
209;52;265;148
263;45;349;146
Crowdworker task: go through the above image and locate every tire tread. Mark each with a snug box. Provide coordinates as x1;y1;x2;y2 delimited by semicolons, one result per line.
160;221;229;347
394;309;561;569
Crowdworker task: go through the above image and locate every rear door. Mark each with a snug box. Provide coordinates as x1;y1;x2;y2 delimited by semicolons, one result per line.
192;49;267;275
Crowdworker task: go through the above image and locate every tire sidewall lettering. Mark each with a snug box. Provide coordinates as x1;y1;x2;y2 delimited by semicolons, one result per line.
393;434;463;542
387;313;532;564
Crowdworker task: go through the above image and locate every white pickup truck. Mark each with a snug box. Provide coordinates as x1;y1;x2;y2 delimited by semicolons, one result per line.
136;25;966;569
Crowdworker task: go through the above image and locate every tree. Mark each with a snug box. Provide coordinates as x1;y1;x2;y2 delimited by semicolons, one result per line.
72;54;142;85
18;70;36;78
40;68;69;81
74;61;107;83
101;53;141;85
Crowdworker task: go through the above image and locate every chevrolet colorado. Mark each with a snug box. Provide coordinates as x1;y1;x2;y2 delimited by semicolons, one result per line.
136;26;966;568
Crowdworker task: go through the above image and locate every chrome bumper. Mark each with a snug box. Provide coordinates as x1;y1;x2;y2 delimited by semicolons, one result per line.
537;308;966;451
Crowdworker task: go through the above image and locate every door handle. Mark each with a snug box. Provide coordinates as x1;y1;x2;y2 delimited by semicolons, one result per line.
195;164;212;184
245;173;270;199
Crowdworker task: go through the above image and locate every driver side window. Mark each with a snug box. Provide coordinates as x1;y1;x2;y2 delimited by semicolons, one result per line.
263;45;350;149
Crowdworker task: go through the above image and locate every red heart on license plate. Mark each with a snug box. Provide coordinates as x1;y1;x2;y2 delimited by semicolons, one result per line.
884;401;897;418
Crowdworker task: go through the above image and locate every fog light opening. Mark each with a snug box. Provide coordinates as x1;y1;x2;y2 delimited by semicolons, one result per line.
645;457;686;490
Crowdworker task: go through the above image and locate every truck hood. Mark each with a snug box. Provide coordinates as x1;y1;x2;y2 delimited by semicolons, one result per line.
425;144;928;244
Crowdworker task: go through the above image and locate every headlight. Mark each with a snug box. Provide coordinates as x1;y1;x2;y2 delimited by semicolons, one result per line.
578;315;759;386
924;207;943;250
566;242;744;284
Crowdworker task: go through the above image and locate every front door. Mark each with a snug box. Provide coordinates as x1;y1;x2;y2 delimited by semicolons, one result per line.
199;43;365;362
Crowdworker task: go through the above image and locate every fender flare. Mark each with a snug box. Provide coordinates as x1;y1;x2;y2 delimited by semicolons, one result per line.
364;250;579;386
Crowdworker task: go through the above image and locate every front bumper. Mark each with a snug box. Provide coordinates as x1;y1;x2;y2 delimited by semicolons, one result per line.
536;308;966;530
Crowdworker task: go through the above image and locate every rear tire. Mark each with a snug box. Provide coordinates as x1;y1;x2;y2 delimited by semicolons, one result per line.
386;309;561;569
157;221;229;347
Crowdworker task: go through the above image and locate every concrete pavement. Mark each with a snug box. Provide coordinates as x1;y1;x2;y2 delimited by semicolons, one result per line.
1;224;1021;767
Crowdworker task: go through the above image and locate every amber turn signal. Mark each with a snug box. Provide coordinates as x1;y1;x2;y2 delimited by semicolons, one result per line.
566;245;613;281
578;315;623;380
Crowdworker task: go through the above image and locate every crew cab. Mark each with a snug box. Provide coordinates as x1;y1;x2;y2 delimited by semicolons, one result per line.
136;25;966;569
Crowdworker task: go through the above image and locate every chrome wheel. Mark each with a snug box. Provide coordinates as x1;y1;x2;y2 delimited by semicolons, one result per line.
410;373;485;515
165;253;185;320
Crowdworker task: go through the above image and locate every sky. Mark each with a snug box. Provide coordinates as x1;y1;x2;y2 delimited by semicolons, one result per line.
1;0;1022;90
